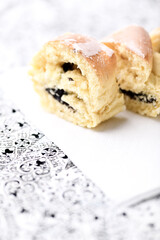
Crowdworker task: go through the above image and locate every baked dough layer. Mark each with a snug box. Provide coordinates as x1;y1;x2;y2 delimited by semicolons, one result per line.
29;33;124;128
102;25;160;117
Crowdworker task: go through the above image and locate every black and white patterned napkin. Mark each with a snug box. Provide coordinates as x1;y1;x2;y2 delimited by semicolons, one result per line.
0;89;160;240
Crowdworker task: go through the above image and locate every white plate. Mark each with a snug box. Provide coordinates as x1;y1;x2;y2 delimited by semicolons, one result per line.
1;67;160;202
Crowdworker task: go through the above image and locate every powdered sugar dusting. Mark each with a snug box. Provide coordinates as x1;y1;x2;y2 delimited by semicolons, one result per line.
58;33;114;59
57;35;101;57
101;43;114;57
73;41;114;58
124;40;146;58
105;26;152;60
63;38;77;45
108;37;148;58
73;41;102;57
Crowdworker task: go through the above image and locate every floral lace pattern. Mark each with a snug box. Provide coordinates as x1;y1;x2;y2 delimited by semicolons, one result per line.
0;92;112;240
0;91;160;240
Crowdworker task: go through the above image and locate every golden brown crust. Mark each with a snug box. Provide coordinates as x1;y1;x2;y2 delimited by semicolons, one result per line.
48;33;116;84
29;33;125;127
102;25;153;65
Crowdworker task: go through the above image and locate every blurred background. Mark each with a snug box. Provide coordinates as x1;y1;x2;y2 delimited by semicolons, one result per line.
0;0;160;73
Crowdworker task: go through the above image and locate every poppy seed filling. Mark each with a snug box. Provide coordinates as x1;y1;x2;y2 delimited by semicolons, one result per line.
62;62;79;72
120;89;156;104
45;88;75;111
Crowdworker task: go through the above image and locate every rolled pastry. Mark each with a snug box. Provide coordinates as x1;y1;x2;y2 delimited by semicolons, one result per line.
102;25;160;117
29;33;124;128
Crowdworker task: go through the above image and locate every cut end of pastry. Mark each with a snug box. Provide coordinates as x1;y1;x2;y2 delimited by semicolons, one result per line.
119;70;160;118
124;94;160;117
101;25;153;91
101;25;160;118
29;33;125;128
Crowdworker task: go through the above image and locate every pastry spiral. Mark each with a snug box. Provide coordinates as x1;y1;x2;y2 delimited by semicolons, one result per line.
29;33;124;128
102;25;160;117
